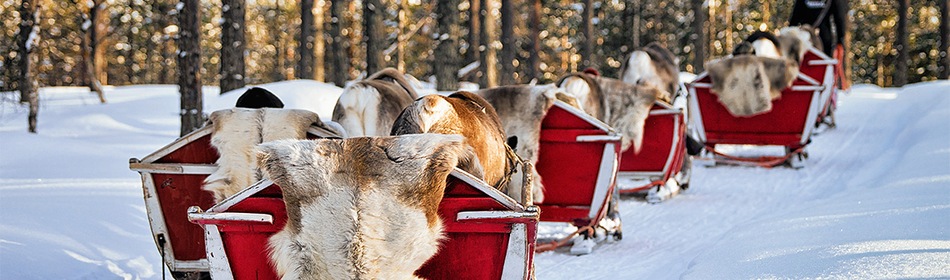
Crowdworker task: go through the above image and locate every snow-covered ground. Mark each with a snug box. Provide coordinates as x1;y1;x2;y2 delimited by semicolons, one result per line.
0;80;947;279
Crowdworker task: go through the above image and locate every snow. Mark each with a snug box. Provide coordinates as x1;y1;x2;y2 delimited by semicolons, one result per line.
1;80;949;279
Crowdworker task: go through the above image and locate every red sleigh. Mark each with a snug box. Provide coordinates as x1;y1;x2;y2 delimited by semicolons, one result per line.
686;47;837;168
533;101;623;255
185;168;539;280
130;117;539;279
616;99;691;203
128;123;336;277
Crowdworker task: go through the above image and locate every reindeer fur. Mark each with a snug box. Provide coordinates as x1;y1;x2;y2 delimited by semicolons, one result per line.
779;25;822;63
559;73;657;152
390;92;505;192
258;134;476;280
618;42;680;102
478;84;585;203
332;68;419;137
706;56;799;116
203;108;320;202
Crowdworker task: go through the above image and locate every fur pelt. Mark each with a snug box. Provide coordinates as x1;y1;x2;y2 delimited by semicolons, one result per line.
706;55;799;116
478;84;583;203
257;134;477;280
203;108;321;202
779;25;822;63
618;42;680;102
558;73;657;153
332;68;419;137
390;92;505;192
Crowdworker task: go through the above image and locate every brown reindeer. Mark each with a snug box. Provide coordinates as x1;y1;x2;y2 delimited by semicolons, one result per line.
390;91;514;196
332;68;419;137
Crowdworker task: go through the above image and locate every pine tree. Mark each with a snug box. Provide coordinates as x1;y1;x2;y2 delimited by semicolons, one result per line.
941;0;949;79
895;0;909;86
691;0;706;72
479;0;498;87
17;0;40;133
364;0;386;75
220;0;246;94
525;0;541;81
579;0;594;69
297;0;315;80
177;0;203;136
326;0;349;87
81;0;106;102
434;0;461;90
499;0;516;85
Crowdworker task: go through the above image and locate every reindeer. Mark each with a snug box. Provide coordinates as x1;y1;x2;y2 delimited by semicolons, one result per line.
332;68;419;137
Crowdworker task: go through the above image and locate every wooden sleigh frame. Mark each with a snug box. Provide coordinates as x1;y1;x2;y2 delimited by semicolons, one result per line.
686;47;837;168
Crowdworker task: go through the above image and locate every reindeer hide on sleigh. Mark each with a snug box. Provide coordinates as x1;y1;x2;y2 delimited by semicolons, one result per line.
705;55;799;117
203;108;324;202
558;73;658;153
256;134;479;280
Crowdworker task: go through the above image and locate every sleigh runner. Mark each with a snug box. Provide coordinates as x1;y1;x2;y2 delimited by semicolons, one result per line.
687;47;837;168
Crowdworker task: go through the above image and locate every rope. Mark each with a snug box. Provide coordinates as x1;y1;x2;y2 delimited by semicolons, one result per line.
535;225;595;253
494;144;524;191
706;145;806;168
622;179;667;194
535;182;618;253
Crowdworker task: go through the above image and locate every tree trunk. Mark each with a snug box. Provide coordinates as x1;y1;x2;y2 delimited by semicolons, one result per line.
467;0;481;68
220;0;246;94
708;0;716;57
17;0;40;133
525;0;540;82
80;0;107;103
499;0;515;85
724;0;732;52
298;0;316;80
397;0;408;73
271;3;284;82
314;1;325;82
479;0;498;87
92;1;107;87
691;0;706;72
895;0;908;86
177;0;203;136
326;0;349;87
625;0;640;49
434;0;461;90
941;0;949;79
580;0;594;70
363;0;385;75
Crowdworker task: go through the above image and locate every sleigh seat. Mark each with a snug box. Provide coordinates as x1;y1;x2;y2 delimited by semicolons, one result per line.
686;47;837;168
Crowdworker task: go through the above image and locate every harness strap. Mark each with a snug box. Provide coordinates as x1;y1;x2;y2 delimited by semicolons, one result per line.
494;144;534;204
811;0;834;27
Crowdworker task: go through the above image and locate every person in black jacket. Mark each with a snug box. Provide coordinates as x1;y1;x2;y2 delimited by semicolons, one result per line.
789;0;850;88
